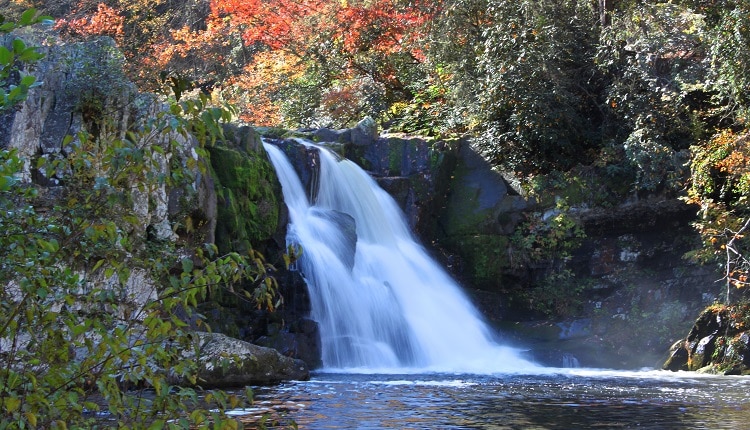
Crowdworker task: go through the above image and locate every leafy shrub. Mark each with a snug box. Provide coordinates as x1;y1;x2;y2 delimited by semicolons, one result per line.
0;9;48;111
705;1;750;123
685;129;750;303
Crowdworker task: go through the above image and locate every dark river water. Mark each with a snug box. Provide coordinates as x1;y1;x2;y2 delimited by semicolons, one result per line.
231;369;750;429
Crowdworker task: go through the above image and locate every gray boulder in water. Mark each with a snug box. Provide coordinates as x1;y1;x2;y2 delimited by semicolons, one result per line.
183;332;310;388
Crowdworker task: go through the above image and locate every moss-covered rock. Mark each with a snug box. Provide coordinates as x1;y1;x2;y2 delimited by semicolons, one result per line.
438;142;527;237
221;123;263;152
663;303;750;374
449;235;512;289
431;141;528;291
208;142;280;254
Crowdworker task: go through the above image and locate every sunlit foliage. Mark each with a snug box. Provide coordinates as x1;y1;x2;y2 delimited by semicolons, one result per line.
686;129;750;302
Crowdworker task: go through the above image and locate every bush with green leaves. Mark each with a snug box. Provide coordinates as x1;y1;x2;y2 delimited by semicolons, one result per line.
684;129;750;304
596;2;707;191
703;0;750;124
1;13;281;429
0;119;273;429
509;202;587;317
429;0;604;174
0;9;48;111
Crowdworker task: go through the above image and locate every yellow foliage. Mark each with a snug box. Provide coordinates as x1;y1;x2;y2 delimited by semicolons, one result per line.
226;50;306;125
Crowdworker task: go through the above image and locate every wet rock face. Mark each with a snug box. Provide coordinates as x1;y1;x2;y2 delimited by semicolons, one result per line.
256;317;322;370
268;138;321;200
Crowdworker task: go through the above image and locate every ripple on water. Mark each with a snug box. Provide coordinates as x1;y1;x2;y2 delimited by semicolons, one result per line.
231;370;750;429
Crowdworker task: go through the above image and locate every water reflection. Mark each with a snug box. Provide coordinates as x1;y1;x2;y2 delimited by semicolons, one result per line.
237;370;750;429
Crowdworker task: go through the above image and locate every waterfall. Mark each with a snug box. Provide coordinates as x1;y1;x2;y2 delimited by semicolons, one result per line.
264;141;538;373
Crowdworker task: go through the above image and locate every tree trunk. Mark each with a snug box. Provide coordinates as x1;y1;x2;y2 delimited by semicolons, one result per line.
599;0;615;26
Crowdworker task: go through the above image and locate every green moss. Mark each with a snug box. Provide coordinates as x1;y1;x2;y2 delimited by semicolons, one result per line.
440;162;489;237
208;145;279;254
428;147;445;172
448;234;511;289
388;139;405;174
254;126;290;138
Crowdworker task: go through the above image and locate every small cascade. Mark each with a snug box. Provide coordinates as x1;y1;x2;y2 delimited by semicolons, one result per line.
264;140;537;373
562;353;581;368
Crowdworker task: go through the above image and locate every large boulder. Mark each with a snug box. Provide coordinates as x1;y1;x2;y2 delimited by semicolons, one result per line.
186;332;309;388
663;304;750;374
350;116;378;146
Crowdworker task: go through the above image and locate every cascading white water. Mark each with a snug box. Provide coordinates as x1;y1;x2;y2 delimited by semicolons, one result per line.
264;141;538;373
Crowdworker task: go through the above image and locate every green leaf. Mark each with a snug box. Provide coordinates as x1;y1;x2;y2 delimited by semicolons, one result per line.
0;46;11;66
4;396;21;412
19;8;37;26
11;39;26;54
18;48;43;63
0;175;10;191
19;74;36;87
25;411;37;427
147;419;166;430
91;259;105;272
181;258;193;274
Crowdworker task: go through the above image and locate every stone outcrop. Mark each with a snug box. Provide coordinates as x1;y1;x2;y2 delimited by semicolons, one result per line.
180;332;309;388
663;304;750;374
2;27;216;245
517;199;717;369
350;116;378;146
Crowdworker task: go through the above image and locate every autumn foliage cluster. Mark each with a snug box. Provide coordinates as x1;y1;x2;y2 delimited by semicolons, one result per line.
48;0;435;127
